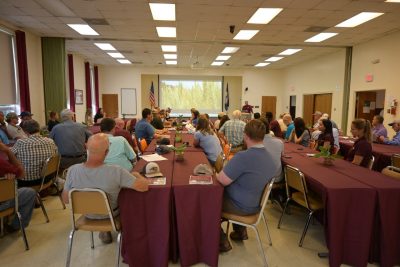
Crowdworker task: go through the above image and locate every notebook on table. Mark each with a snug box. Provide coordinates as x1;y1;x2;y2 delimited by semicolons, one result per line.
189;175;213;185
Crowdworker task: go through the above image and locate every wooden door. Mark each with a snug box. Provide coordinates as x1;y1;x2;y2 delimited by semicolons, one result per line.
314;93;332;115
102;94;119;118
261;96;276;120
356;91;376;120
303;95;314;127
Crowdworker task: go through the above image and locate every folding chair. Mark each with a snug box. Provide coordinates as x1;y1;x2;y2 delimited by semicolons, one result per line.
222;178;275;267
278;165;323;247
392;154;400;168
31;154;65;223
0;178;29;250
66;188;121;267
368;155;375;170
382;166;400;180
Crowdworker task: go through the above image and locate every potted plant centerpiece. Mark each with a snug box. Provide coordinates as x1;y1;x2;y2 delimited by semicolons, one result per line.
313;146;336;166
172;144;187;161
175;115;184;143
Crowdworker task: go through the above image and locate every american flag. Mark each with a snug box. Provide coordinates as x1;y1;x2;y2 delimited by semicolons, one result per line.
224;83;229;111
150;81;155;107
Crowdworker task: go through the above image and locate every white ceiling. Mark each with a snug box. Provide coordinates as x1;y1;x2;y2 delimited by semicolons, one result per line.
1;0;400;69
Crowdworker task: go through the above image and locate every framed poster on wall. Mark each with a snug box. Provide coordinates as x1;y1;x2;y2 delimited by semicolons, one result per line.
75;89;83;105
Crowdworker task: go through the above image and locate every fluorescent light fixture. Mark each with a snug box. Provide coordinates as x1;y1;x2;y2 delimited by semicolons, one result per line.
305;32;338;42
117;59;131;64
94;43;116;51
255;62;270;67
166;60;177;65
247;8;283;24
233;30;259;40
221;47;240;54
385;0;400;2
335;12;384;27
265;56;283;62
156;27;176;38
67;24;99;36
278;48;302;55
164;54;177;59
107;52;124;58
161;45;177;52
149;3;175;21
216;55;231;61
211;61;224;66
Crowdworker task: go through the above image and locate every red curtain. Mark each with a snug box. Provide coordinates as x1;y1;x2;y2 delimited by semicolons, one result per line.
84;62;92;109
67;54;75;112
15;30;31;112
94;66;99;111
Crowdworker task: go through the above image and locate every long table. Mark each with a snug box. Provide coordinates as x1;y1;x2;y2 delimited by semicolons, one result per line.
284;141;400;267
119;133;223;267
339;137;400;171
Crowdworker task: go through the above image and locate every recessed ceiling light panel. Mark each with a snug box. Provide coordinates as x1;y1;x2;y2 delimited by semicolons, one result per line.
335;12;384;27
166;60;177;65
149;3;176;21
67;24;99;35
164;54;177;59
247;8;283;24
211;61;224;66
118;59;131;64
221;47;240;54
278;49;302;55
304;32;338;42
156;27;176;38
161;45;177;52
265;56;283;62
233;30;259;40
255;62;270;67
108;52;124;58
94;43;116;51
216;55;231;61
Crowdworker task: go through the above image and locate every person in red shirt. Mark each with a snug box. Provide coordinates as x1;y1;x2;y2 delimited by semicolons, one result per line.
114;118;139;155
346;119;373;168
241;101;253;114
0;141;36;233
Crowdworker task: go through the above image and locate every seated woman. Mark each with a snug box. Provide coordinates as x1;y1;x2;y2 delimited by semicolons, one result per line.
314;119;335;153
47;111;60;132
94;108;105;124
346;119;373;168
193;117;222;166
191;110;200;127
289;117;310;147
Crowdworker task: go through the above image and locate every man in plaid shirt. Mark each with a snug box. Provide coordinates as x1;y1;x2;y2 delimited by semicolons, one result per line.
12;120;58;187
219;110;246;152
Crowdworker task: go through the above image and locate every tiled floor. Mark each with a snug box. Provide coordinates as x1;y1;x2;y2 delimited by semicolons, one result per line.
0;195;368;267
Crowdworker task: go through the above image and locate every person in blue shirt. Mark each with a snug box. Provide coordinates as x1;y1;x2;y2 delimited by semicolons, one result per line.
135;108;165;145
378;119;400;145
284;114;294;140
0;128;9;145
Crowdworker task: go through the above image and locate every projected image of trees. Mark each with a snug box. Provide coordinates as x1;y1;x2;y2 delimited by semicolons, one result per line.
160;80;222;112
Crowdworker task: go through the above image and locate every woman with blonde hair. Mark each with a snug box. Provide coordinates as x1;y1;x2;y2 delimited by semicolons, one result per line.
345;119;373;168
193;117;222;166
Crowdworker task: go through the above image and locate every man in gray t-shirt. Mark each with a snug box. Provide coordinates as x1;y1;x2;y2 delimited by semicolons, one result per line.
62;133;149;244
217;120;278;252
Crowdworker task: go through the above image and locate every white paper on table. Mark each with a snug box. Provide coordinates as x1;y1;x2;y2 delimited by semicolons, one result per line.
306;153;316;157
140;154;168;162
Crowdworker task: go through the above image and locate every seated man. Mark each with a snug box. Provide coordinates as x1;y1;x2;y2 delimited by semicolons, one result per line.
379;119;400;145
100;118;136;172
219;110;246;152
6;112;27;141
372;115;388;141
62;133;149;244
50;109;92;169
0;141;36;233
135;108;165;145
283;114;294;140
216;120;278;252
12;120;58;187
114;118;139;155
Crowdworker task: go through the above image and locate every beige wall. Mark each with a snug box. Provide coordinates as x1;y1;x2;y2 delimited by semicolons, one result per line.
282;49;346;127
71;54;87;123
349;31;400;137
141;74;159;112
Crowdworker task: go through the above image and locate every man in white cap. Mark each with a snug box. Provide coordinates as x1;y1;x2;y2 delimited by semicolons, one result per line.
378;119;400;145
312;111;322;130
50;109;92;169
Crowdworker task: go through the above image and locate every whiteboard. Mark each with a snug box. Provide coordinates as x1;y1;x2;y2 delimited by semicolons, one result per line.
121;88;137;115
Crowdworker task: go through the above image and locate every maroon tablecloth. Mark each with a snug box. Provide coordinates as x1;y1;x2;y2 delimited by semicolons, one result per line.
283;141;317;154
327;159;400;267
339;137;400;171
145;132;176;153
176;133;204;152
172;152;223;267
119;152;174;267
281;151;377;267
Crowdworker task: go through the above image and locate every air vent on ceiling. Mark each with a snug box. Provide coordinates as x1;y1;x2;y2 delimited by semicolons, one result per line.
83;18;109;25
304;26;329;33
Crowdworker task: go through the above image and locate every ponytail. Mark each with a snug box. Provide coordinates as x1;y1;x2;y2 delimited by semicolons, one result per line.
352;118;372;143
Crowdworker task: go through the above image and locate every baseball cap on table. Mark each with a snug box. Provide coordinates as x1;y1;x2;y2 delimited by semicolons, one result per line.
193;164;213;175
313;111;322;116
388;119;400;126
142;162;163;178
19;111;33;117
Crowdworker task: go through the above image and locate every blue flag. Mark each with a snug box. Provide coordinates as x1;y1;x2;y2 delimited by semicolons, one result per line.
224;83;229;111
